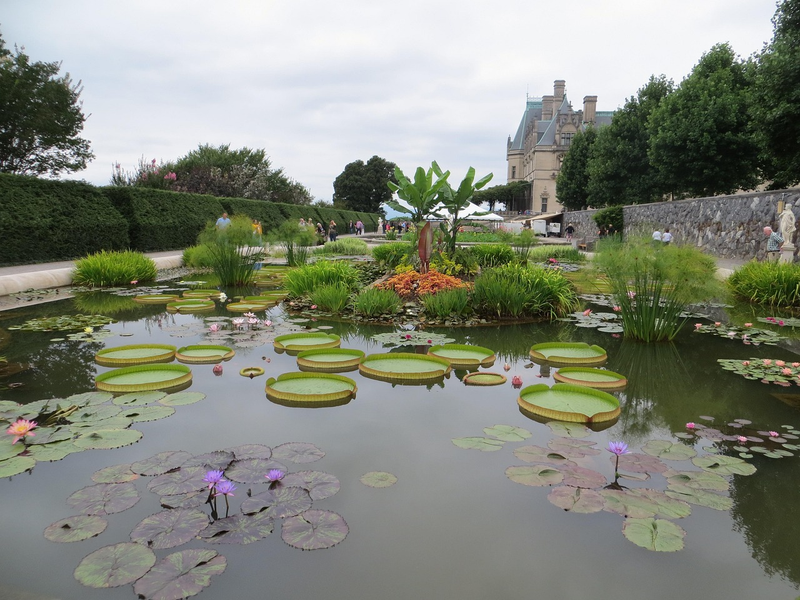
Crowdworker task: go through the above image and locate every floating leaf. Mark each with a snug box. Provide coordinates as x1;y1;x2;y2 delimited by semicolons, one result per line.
69;416;134;433
505;465;563;487
483;425;532;442
92;464;139;484
183;451;235;471
547;422;591;438
74;428;142;450
199;512;274;545
44;515;108;543
29;441;81;462
132;451;193;476
547;486;605;513
147;466;208;496
160;489;208;510
0;441;25;461
642;440;697;461
664;469;729;491
272;442;325;464
281;470;340;500
451;437;504;451
360;471;398;488
513;445;575;466
559;465;607;488
281;510;348;550
616;452;668;475
665;484;733;511
547;437;601;458
26;426;73;445
692;455;757;476
225;458;288;484
622;518;685;552
130;508;210;549
132;548;226;600
74;542;156;588
159;392;206;407
226;444;272;460
65;391;114;406
67;482;140;515
0;455;36;477
241;486;313;518
112;391;166;406
118;405;175;423
602;489;691;519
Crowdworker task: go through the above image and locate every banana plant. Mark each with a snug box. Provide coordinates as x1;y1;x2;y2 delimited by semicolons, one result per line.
431;162;493;254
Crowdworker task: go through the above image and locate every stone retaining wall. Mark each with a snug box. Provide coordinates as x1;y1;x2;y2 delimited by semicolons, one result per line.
564;188;800;262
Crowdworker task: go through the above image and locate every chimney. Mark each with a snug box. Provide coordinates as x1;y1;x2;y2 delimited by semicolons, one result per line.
553;80;565;104
583;95;597;124
542;95;554;120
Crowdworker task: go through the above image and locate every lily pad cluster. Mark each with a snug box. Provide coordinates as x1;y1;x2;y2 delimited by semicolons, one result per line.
695;322;784;345
558;310;623;334
0;390;205;478
370;331;455;347
680;416;800;460
48;442;347;599
757;316;800;328
718;358;800;387
163;315;308;350
7;314;116;333
452;421;760;552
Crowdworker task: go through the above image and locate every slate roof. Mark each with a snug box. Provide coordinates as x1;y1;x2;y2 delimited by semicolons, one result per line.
509;97;542;152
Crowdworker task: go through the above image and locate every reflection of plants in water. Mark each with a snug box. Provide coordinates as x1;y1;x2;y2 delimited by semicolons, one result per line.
73;292;139;316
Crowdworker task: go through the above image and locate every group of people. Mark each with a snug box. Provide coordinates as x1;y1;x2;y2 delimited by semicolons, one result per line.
348;220;365;235
651;228;673;244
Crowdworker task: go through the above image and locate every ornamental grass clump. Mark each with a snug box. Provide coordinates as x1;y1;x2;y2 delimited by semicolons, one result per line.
310;283;351;313
420;288;471;319
469;244;515;268
73;250;157;287
728;261;800;307
371;242;413;268
472;263;577;319
593;237;722;342
353;288;403;317
528;246;586;263
197;215;264;286
315;238;369;256
284;260;360;297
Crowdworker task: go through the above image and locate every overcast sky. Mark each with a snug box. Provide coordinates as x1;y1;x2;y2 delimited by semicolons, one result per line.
2;0;780;202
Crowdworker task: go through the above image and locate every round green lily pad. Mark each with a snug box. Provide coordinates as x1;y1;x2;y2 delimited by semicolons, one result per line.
518;383;621;423
266;372;357;406
159;391;206;406
74;428;143;450
175;345;235;364
427;343;496;368
360;471;398;488
45;515;108;543
130;508;210;549
553;367;627;390
281;509;348;550
529;342;608;367
96;344;176;367
166;299;215;313
95;364;192;393
273;332;341;355
74;542;156;588
183;289;223;299
0;455;36;477
132;549;226;600
622;517;686;552
226;301;271;312
463;372;507;386
359;352;452;383
134;294;179;304
112;391;167;406
296;348;366;372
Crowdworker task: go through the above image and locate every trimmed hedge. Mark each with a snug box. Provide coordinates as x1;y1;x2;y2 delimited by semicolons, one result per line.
0;174;129;265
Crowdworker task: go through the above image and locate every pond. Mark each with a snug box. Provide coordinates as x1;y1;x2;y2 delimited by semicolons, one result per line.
1;289;800;600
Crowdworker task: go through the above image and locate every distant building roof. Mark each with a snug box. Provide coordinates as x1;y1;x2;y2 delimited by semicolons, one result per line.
509;97;543;151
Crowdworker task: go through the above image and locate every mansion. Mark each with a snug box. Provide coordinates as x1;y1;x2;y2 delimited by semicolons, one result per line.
506;79;613;214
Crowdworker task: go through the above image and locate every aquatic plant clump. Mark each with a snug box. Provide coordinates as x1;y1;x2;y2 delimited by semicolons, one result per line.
283;261;360;297
8;314;116;332
72;250;157;287
718;358;800;387
728;260;800;307
353;288;403;317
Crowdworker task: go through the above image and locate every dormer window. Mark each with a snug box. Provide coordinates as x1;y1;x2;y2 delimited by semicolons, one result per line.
560;133;574;146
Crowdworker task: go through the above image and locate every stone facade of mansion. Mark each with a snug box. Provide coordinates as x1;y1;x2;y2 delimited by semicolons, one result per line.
506;79;613;214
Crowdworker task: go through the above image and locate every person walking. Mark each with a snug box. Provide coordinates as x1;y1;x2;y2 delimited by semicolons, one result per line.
349;220;355;234
356;219;363;235
662;229;673;244
215;212;231;230
328;220;338;242
764;226;784;262
652;229;662;244
565;223;575;240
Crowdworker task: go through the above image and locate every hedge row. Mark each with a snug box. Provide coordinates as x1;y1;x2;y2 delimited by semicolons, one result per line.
0;174;380;265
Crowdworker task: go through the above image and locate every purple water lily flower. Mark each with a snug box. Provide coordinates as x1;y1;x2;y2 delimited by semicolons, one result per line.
607;441;630;456
214;480;236;497
203;470;225;489
265;469;286;483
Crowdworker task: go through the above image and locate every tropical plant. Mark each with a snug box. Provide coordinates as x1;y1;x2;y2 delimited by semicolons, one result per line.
314;238;369;256
430;162;493;254
470;244;515;268
592;237;722;341
197;215;264;286
353;288;403;317
310;283;351;313
283;260;360;297
372;242;413;268
728;261;800;307
420;288;471;320
72;251;157;287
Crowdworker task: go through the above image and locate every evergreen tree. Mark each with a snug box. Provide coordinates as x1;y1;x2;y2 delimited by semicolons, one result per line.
332;155;396;213
555;127;597;210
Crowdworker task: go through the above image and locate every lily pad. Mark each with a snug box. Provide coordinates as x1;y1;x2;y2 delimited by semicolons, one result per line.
642;440;697;461
28;441;81;462
547;422;592;438
131;451;192;476
451;437;505;451
44;515;108;543
74;428;143;450
199;512;274;545
518;383;620;423
67;482;140;515
183;451;236;471
665;483;733;511
66;405;122;423
616;453;669;475
281;470;340;500
240;486;313;518
112;391;167;406
272;442;325;464
0;455;36;476
159;489;208;510
553;367;627;390
96;344;176;367
147;466;209;496
158;392;206;407
484;424;531;442
513;445;576;466
119;405;176;423
95;364;192;393
130;508;210;549
601;489;691;519
505;465;564;486
281;510;348;550
360;471;398;488
132;548;227;600
547;486;605;513
548;438;601;458
74;542;156;588
359;352;451;383
266;372;357;405
92;464;140;483
427;343;496;368
622;517;686;552
66;391;114;406
225;458;288;484
529;342;607;367
226;444;272;460
692;455;757;476
559;465;607;488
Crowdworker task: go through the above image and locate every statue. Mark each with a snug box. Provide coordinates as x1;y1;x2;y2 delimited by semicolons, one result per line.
779;207;796;241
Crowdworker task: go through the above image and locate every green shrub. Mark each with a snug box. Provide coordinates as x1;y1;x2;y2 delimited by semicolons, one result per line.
284;260;360;297
196;215;264;286
73;250;157;287
385;229;398;240
527;246;586;263
728;261;800;307
315;238;369;256
593;205;624;236
182;244;215;268
420;288;471;319
310;283;351;313
473;263;577;319
267;221;316;267
353;288;403;317
372;243;413;268
470;244;515;268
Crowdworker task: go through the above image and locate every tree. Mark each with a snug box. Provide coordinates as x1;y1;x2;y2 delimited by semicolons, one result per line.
587;75;674;207
752;0;800;188
431;162;492;253
332;155;396;213
0;33;93;176
555;127;597;210
473;181;529;211
648;44;760;198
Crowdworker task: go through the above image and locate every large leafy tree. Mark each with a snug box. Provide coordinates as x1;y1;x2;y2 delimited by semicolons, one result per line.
0;33;93;176
431;162;493;253
555;127;597;210
332;155;396;213
648;43;760;198
752;0;800;188
587;75;674;207
473;181;529;212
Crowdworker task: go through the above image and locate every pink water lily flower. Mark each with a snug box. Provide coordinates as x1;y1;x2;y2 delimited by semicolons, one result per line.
607;441;630;456
405;334;412;340
727;331;736;337
612;306;621;312
209;324;221;332
741;361;750;366
694;323;702;330
782;368;793;375
763;359;773;366
744;323;752;327
768;431;779;437
6;419;37;444
511;375;523;387
793;363;800;368
737;435;748;443
627;291;636;299
775;360;785;367
243;312;256;318
686;422;696;429
248;318;259;325
714;322;721;327
265;320;272;327
130;280;138;285
310;305;317;310
582;309;592;317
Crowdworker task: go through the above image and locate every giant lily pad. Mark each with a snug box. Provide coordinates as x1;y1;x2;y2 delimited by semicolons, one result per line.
95;344;176;367
266;372;357;406
296;348;365;372
505;465;564;486
95;364;192;393
166;299;215;313
199;512;274;545
529;342;607;367
130;508;210;549
281;470;340;500
272;442;325;464
427;343;496;368
518;383;620;423
74;428;143;450
462;372;507;386
74;542;156;588
622;517;686;552
131;451;192;476
692;455;757;476
175;345;235;364
226;301;271;312
547;486;605;513
133;293;179;304
224;457;287;484
359;352;451;383
183;289;224;299
132;549;227;600
281;510;348;550
553;367;627;390
240;486;313;518
273;332;341;355
67;482;140;515
44;515;108;543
